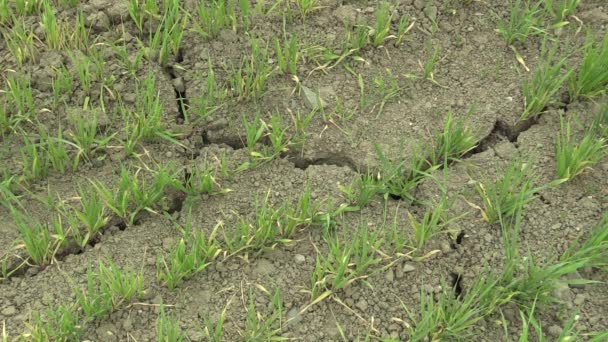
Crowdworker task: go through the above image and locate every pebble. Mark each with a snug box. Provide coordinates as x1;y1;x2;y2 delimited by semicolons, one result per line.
356;299;368;311
172;77;185;93
301;85;327;111
286;307;303;325
385;269;394;282
547;325;562;337
403;263;416;273
1;305;17;316
573;293;586;306
294;254;306;264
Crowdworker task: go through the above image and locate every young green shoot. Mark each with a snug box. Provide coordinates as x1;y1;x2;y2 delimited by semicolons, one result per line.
544;0;580;26
275;34;299;75
428;111;478;167
569;33;608;101
475;159;551;224
371;1;393;48
555;116;607;181
157;222;220;289
12;208;58;265
408;196;460;251
295;0;321;23
157;302;186;342
521;41;571;120
495;0;543;45
25;305;83;341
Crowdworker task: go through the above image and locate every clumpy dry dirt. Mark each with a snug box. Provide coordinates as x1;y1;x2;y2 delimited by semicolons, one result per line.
1;0;607;341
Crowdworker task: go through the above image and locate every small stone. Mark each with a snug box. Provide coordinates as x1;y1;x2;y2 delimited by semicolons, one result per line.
356;299;368;311
403;263;416;273
207;118;228;131
172;77;185;93
286;307;303;325
294;254;306;264
165;151;173;158
253;259;274;276
301;85;327;111
424;5;438;21
385;269;394;282
162;237;176;249
1;305;17;316
573;293;586;306
122;317;133;330
87;11;110;31
547;325;562;337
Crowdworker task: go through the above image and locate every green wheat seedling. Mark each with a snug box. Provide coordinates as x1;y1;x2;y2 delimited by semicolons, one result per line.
338;174;380;209
147;1;187;65
275;34;299;75
375;145;436;202
157;222;220;289
544;0;580;25
373;70;400;117
556;117;607;180
14;0;43;16
112;42;145;78
67;109;107;169
190;60;228;122
157;302;186;342
295;0;321;22
371;1;393;47
98;259;145;307
495;0;543;45
6;74;35;120
41;0;61;49
404;275;496;341
521;41;571;120
11;208;58;265
512;301;590;342
289;108;316;149
70;53;93;95
203;301;229;342
73;185;108;243
267;111;290;157
309;225;383;299
20;137;50;181
408;196;461;251
222;200;286;254
420;44;441;85
92;168;134;222
0;98;8;136
70;10;90;51
487;216;608;312
475;159;547;224
194;0;236;38
180;161;222;198
569;33;608;100
75;261;143;322
243;112;265;157
39;126;70;174
229;40;273;101
244;288;285;341
0;0;9;23
128;0;144;32
74;268;113;321
51;65;74;109
428;111;478;166
25;305;84;341
3;20;37;67
594;105;608;138
123;74;180;149
395;15;414;47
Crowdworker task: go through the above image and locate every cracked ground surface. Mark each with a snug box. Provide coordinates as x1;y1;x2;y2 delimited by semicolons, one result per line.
1;0;607;340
